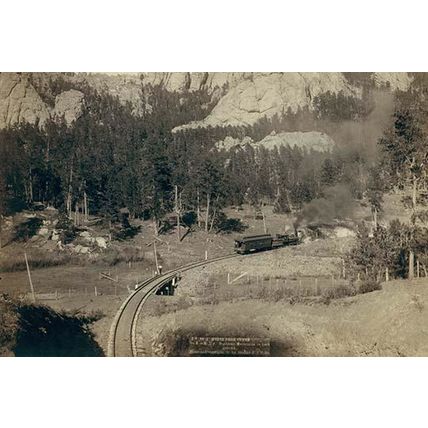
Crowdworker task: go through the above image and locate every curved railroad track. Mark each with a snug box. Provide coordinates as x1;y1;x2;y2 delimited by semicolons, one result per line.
107;254;239;357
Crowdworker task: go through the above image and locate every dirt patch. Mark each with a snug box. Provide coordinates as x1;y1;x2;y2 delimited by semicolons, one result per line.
138;279;428;356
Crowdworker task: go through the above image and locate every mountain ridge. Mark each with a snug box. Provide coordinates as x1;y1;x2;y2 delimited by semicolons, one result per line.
0;72;413;131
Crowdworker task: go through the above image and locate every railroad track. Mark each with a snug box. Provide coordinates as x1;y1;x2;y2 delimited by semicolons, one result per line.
107;253;239;357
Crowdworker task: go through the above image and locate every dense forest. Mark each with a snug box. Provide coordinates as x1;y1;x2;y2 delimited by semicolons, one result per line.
348;73;428;281
1;74;428;282
0;78;383;224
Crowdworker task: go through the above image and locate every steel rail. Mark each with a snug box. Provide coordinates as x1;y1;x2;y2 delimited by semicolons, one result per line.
107;253;239;357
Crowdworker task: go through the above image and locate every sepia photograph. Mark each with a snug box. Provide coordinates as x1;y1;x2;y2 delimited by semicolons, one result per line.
2;2;428;427
1;71;428;357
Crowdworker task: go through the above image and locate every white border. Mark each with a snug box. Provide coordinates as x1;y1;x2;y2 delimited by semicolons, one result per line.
2;1;428;427
1;0;428;71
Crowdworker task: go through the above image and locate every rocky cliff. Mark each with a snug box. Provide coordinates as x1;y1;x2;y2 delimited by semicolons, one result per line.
216;131;335;153
174;72;412;130
0;73;85;128
0;72;413;131
0;73;50;128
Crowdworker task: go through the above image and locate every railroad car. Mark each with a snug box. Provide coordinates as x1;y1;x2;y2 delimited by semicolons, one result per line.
234;231;302;254
234;234;273;254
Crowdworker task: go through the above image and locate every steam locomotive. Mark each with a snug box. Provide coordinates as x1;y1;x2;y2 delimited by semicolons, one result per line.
234;232;302;254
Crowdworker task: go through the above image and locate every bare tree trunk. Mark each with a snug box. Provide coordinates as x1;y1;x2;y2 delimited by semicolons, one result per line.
66;161;74;218
373;207;378;230
28;169;33;204
409;174;418;281
175;185;181;242
74;202;79;226
209;207;217;233
153;218;158;236
83;190;88;222
286;190;292;213
197;188;201;228
385;266;389;282
205;193;211;233
412;175;418;210
409;250;415;280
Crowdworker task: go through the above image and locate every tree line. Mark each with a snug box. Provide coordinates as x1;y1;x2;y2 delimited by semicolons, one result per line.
0;79;390;238
348;74;428;281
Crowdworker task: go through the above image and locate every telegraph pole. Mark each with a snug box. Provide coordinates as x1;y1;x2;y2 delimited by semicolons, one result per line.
24;252;36;303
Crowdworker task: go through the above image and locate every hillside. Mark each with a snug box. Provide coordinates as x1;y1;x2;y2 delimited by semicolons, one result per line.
0;72;412;132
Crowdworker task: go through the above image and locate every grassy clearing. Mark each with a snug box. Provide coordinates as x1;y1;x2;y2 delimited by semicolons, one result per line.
0;245;146;273
98;246;145;266
145;274;381;321
188;273;373;306
0;251;76;273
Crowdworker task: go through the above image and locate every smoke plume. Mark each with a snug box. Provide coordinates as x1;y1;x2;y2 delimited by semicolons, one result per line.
294;184;357;228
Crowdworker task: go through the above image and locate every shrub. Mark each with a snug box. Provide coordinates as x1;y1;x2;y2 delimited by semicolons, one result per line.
151;325;189;356
214;212;248;234
56;213;77;244
182;211;197;227
358;280;381;294
14;217;43;241
100;246;145;266
322;284;357;304
113;225;141;241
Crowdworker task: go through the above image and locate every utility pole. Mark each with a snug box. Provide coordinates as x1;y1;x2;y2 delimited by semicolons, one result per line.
262;210;267;234
24;252;36;303
153;241;159;274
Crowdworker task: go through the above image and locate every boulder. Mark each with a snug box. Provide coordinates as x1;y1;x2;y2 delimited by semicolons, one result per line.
37;227;50;237
95;237;107;249
74;244;90;254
